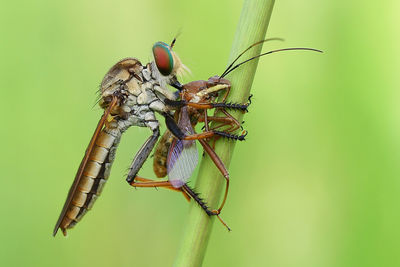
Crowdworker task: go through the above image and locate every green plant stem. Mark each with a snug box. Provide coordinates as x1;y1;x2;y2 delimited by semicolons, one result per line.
173;1;275;266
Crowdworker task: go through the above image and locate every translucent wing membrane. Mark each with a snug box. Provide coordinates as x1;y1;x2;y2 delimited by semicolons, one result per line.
167;106;198;188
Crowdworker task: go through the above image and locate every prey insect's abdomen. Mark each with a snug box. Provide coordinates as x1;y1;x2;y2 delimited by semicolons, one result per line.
57;128;120;235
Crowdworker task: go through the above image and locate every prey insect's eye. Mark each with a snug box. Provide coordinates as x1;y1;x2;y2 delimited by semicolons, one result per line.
153;42;174;76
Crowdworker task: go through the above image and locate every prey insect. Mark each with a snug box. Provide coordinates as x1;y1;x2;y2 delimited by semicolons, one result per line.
151;39;323;229
152;77;250;230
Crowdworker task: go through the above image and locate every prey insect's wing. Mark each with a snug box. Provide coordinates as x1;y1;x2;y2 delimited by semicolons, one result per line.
53;97;118;236
167;106;198;188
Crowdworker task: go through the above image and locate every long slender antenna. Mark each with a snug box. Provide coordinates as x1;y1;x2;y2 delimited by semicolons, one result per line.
221;47;323;78
220;38;284;78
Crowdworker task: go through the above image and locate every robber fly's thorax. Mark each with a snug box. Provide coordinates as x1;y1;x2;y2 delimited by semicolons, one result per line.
95;57;182;135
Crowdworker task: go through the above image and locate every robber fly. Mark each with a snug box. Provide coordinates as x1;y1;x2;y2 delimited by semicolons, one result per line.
53;40;190;236
151;39;323;229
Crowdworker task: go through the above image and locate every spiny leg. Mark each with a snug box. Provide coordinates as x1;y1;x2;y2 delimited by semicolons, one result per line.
165;99;249;112
206;109;243;147
186;102;249;112
182;184;231;231
165;114;246;142
182;130;247;141
205;94;252;136
198;139;230;215
198;111;241;149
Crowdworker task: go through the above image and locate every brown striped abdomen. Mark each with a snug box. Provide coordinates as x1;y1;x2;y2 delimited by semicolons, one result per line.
59;128;120;234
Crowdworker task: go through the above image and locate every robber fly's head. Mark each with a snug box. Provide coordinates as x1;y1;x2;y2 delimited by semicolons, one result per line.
152;40;189;87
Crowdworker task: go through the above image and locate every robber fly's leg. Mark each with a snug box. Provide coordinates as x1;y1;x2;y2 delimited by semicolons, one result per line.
182;184;231;231
126;121;160;184
134;177;179;193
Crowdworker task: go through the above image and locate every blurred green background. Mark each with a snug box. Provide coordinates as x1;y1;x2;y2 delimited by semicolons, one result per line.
1;0;399;266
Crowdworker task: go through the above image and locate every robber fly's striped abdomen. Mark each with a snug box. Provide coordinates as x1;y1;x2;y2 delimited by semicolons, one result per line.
59;128;120;233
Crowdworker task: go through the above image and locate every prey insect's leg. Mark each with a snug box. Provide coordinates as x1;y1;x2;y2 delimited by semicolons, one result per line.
220;84;231;103
194;93;253;111
199;113;241;133
165;100;249;112
165;113;247;141
219;109;241;131
182;184;231;231
197;139;229;215
183;131;247;141
203;109;210;132
200;94;252;132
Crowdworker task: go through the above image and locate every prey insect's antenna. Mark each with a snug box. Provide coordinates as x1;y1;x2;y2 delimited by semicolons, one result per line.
221;47;323;78
220;38;284;78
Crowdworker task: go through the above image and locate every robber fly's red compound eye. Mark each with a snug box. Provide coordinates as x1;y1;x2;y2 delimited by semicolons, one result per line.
153;42;174;76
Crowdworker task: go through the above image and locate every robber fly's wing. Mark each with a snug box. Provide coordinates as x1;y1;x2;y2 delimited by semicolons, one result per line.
53;97;117;236
167;106;198;188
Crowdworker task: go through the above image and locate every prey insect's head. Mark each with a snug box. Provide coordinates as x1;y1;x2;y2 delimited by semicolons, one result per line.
152;40;189;80
208;75;231;87
181;76;231;105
